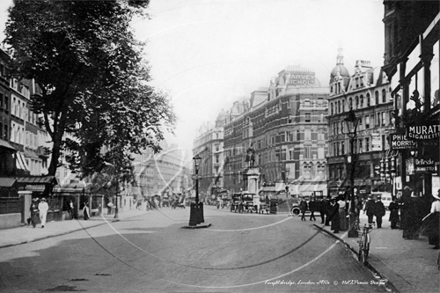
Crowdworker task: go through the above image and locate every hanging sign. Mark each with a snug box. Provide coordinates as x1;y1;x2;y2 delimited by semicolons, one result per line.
371;133;382;151
414;157;437;173
406;124;440;140
389;133;418;150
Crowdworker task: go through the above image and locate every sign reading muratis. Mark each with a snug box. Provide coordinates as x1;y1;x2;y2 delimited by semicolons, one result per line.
389;133;418;150
406;124;440;140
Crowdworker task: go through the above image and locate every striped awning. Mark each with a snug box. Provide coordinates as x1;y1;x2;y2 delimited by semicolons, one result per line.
15;152;29;172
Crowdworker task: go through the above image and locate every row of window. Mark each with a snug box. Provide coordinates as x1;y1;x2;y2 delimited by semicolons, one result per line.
330;88;390;115
253;130;327;149
330;111;392;135
330;134;389;156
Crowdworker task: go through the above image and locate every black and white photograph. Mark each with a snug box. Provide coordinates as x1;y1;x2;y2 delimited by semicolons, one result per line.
0;0;439;292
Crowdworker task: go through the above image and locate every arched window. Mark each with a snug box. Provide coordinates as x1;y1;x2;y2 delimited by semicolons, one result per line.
330;103;334;115
360;95;364;108
342;99;346;112
338;101;341;113
349;98;353;109
382;89;386;103
366;93;371;107
355;96;359;109
375;91;379;105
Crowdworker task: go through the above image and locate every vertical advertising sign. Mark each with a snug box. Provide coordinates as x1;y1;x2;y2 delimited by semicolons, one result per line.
371;133;382;151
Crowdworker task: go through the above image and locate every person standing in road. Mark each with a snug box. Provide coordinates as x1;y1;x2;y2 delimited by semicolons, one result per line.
299;198;308;221
374;197;386;228
364;195;375;224
38;198;49;228
388;197;400;229
29;198;39;228
308;197;317;221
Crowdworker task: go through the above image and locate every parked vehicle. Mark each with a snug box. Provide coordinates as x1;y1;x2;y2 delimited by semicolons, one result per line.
290;191;323;217
230;192;257;213
230;193;243;213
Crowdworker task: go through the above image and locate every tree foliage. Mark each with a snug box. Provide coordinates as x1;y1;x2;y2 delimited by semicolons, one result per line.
4;0;175;177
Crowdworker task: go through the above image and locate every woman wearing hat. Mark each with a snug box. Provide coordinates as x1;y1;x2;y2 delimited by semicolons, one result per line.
424;189;440;249
38;198;49;228
29;198;39;228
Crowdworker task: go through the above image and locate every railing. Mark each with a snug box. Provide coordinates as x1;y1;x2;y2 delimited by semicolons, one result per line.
0;197;23;215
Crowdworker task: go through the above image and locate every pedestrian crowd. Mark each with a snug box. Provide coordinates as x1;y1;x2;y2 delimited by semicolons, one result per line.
296;187;440;250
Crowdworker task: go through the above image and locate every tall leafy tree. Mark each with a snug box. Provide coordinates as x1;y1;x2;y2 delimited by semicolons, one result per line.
4;0;175;177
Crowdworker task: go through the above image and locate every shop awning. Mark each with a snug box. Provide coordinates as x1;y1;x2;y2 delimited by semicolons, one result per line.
0;177;17;187
53;181;86;193
17;176;57;185
0;140;16;151
24;149;40;160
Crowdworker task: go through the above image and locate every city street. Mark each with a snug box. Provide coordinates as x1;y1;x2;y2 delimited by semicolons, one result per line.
0;206;388;293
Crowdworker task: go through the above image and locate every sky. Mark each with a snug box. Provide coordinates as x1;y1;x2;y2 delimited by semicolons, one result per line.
0;0;385;152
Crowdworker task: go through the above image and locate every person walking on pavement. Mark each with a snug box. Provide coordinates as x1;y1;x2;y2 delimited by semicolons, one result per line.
424;189;440;249
83;202;90;220
374;196;386;228
322;197;331;225
68;200;75;220
299;198;308;221
351;196;363;223
328;198;340;233
364;195;375;224
400;188;423;239
337;196;347;231
308;197;317;221
399;186;412;231
29;198;39;228
38;197;49;228
389;197;400;229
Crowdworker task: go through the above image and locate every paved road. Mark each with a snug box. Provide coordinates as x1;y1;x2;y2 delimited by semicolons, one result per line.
0;206;389;293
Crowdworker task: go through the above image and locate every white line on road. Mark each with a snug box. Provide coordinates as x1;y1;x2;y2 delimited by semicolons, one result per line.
205;216;293;232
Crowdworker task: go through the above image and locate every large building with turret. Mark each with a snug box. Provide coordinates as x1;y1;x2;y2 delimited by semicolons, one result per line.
221;66;329;197
326;49;394;198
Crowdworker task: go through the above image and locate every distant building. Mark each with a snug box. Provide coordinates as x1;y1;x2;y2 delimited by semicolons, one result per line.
192;112;226;201
131;142;191;199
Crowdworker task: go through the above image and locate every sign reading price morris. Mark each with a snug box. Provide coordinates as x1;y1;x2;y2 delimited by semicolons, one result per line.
406;124;440;140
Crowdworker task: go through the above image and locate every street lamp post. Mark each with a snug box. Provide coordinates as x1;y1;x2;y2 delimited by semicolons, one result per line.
189;154;203;226
344;108;359;238
114;174;119;219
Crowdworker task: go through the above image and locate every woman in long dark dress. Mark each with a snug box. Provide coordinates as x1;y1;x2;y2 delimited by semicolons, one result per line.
83;203;90;220
389;198;400;229
328;199;340;233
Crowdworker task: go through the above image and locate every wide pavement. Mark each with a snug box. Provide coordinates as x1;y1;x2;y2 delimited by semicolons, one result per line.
313;211;439;293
